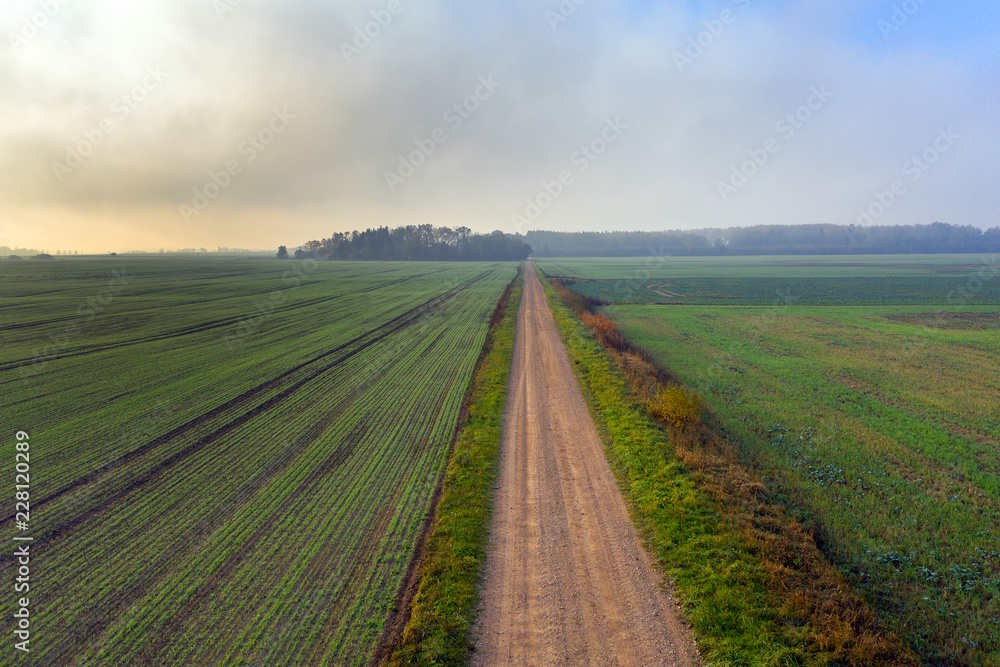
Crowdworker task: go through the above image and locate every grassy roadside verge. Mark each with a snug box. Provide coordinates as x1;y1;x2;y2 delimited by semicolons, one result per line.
385;267;523;667
537;266;918;666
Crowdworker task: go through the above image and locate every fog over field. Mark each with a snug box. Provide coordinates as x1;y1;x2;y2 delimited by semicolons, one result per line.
1;1;998;252
3;4;999;664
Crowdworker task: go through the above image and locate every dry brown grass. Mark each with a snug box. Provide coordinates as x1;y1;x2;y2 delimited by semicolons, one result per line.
648;385;704;429
551;277;921;666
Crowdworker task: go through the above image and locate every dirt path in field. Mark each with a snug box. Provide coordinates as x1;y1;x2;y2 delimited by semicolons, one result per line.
648;283;685;298
472;264;701;667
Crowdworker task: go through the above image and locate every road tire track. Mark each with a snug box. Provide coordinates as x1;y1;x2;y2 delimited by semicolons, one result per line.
473;263;702;666
0;271;497;555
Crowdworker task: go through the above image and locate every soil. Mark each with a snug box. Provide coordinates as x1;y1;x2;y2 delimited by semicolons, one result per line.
472;264;702;666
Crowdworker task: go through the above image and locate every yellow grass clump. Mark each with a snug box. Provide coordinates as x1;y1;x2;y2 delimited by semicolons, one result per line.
648;384;704;428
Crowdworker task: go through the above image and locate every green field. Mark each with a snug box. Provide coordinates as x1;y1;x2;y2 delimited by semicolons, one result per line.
539;255;1000;306
1;257;517;665
542;256;1000;664
538;254;1000;279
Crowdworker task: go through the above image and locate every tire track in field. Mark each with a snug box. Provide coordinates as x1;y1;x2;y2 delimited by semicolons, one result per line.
0;307;311;371
0;268;455;371
473;264;701;666
137;417;405;662
12;272;499;664
44;335;422;665
0;271;498;554
249;312;479;664
90;307;471;665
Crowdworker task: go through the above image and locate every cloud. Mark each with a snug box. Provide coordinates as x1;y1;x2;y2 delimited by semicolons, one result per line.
0;0;997;251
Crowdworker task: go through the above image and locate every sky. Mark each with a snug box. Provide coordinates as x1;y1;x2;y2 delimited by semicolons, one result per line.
1;0;998;253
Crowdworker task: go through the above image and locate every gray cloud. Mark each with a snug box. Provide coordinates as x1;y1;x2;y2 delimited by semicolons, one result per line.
0;0;997;251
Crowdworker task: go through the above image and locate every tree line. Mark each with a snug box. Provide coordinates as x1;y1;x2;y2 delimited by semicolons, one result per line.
525;223;1000;256
280;225;532;261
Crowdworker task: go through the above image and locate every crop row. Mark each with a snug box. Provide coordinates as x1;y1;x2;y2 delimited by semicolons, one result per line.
0;259;517;665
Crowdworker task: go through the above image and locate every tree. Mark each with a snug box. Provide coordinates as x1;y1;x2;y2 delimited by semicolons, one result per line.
523;223;1000;257
290;225;531;262
276;245;290;259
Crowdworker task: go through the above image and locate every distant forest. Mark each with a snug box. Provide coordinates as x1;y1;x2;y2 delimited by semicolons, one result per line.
526;223;1000;257
286;222;1000;261
287;225;531;261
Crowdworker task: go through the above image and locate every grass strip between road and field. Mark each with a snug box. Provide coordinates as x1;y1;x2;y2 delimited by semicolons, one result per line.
536;266;919;666
386;267;523;667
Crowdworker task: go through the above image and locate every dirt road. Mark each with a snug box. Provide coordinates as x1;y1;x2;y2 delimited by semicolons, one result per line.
472;264;701;666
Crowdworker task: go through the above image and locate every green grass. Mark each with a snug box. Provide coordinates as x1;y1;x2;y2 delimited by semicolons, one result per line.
536;268;833;665
388;267;522;666
539;255;1000;308
607;303;1000;665
537;254;1000;279
0;257;518;666
565;275;1000;306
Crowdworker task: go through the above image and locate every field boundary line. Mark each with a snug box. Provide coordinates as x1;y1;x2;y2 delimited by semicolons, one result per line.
376;265;522;666
0;274;487;539
538;270;920;665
